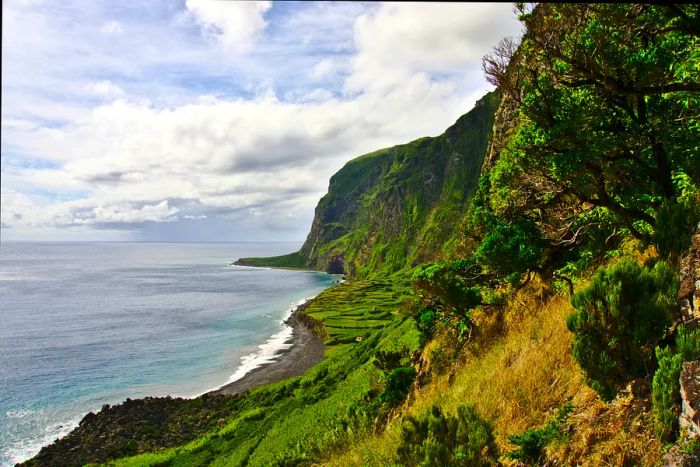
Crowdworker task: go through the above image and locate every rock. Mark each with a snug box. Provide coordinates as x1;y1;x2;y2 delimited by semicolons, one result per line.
680;360;700;437
662;441;700;466
678;227;700;323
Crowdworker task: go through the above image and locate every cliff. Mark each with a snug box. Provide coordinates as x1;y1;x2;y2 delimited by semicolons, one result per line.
236;91;498;277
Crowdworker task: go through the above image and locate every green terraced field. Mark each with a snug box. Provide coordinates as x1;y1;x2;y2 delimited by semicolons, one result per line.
302;280;413;346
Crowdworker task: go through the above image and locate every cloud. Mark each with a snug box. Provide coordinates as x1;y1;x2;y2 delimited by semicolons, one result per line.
311;58;334;80
184;0;271;51
1;2;523;241
101;20;123;35
85;80;126;100
347;3;522;93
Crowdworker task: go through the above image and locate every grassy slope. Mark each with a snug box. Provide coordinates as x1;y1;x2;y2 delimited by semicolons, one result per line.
238;92;498;276
112;280;421;466
324;278;663;466
233;252;308;269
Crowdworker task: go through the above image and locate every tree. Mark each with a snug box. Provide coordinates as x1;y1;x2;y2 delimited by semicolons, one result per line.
482;4;700;272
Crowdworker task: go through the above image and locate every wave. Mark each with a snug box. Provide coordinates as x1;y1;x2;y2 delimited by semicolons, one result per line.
2;411;82;466
199;298;311;396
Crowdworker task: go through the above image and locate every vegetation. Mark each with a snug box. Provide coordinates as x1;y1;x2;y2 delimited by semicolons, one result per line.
506;402;573;464
652;325;700;440
397;405;497;466
234;251;309;269
28;4;700;466
567;259;678;400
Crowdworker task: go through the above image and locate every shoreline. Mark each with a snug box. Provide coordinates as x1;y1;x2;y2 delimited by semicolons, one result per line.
207;299;324;396
19;299;327;466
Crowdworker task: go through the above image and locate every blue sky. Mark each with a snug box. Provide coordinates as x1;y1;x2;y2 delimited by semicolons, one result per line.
1;1;522;242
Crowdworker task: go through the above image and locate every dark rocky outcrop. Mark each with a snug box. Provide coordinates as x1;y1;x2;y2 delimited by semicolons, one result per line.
21;395;238;467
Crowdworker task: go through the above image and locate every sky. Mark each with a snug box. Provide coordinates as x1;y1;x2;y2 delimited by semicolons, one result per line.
1;1;523;242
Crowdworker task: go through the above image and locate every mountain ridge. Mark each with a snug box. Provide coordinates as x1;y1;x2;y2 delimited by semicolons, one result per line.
236;91;498;277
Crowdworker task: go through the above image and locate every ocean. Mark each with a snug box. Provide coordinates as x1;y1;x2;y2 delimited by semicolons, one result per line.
0;242;334;466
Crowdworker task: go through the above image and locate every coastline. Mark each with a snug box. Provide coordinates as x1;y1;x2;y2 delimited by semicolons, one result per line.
208;299;325;396
19;297;329;466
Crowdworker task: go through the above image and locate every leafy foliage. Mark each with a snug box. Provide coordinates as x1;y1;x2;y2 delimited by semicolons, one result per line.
397;405;497;467
379;367;417;406
567;259;678;400
507;402;573;463
652;346;683;440
476;3;700;290
652;325;700;440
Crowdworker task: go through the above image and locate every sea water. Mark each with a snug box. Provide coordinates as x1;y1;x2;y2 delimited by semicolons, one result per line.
0;242;334;465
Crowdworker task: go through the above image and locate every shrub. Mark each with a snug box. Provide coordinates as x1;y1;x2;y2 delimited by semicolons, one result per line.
676;325;700;361
652;325;700;440
652;346;683;440
415;306;440;337
373;348;409;371
474;218;544;283
412;262;482;317
379;367;416;406
396;405;497;466
567;259;678;400
507;402;573;464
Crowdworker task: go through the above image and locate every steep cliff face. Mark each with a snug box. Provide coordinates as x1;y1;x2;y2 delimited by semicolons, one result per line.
237;91;498;277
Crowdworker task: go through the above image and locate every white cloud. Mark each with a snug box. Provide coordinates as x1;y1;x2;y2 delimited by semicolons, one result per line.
185;0;271;51
346;3;522;94
311;58;334;80
84;80;126;100
1;2;523;241
101;21;123;35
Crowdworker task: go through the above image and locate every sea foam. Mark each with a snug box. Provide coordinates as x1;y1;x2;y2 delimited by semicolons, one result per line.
214;298;311;390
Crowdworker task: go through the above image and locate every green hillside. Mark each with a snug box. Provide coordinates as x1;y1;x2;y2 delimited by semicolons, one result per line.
237;91;498;277
26;4;700;466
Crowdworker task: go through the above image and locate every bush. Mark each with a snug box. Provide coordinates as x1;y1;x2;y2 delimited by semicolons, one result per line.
652;346;683;440
567;259;678;400
397;405;497;466
652;325;700;440
373;348;409;371
475;218;544;283
379;367;416;406
412;262;482;317
507;402;573;464
676;325;700;361
415;307;440;337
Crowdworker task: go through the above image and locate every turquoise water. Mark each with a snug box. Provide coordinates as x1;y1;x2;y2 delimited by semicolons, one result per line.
0;242;333;465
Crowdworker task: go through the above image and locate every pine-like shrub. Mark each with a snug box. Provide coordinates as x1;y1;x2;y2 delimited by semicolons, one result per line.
397;405;497;466
652;325;700;440
652;346;683;440
567;259;678;400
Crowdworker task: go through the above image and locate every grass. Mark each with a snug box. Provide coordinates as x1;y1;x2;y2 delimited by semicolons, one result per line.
234;251;309;269
302;279;411;346
324;279;664;466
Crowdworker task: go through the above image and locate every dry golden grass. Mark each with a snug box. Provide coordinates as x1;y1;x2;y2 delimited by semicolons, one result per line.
325;274;664;466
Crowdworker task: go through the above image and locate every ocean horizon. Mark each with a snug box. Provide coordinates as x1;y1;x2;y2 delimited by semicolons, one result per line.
0;241;334;465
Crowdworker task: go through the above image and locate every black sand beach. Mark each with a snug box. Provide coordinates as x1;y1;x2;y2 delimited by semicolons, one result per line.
209;304;325;396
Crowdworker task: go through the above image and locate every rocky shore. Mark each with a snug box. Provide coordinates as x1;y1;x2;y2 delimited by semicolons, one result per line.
21;301;326;466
